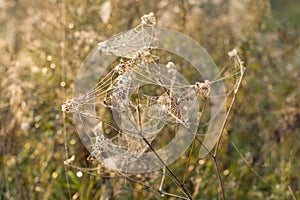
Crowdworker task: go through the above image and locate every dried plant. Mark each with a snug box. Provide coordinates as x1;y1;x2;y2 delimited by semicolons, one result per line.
1;0;299;199
62;13;245;200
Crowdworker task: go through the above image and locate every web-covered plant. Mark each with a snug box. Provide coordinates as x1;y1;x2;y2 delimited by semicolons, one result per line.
62;13;245;200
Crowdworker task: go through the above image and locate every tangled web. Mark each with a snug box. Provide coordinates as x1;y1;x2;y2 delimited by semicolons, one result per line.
62;12;245;200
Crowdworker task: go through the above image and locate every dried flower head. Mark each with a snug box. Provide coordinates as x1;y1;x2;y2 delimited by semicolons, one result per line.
61;94;91;113
195;80;210;98
141;12;156;26
61;99;79;113
114;50;153;74
228;49;238;58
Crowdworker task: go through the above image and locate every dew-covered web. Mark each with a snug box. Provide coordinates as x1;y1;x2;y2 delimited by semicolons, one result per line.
97;12;157;59
62;13;245;200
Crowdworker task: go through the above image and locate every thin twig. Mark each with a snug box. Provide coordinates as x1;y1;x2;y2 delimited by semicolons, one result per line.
61;0;71;197
159;167;166;192
214;50;245;156
212;157;226;200
288;185;297;200
211;50;245;200
194;136;226;200
63;112;72;200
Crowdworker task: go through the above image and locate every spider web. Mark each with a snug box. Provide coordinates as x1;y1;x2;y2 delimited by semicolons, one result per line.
97;12;157;59
62;13;246;200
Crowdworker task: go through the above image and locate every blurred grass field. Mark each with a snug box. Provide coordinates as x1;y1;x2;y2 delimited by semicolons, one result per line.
0;0;299;199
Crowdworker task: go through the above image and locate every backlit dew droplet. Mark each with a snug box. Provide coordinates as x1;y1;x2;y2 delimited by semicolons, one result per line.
46;55;53;61
198;159;205;165
68;23;74;29
50;63;56;69
42;67;48;75
52;172;58;179
223;169;230;176
76;171;83;177
70;139;76;145
60;82;66;87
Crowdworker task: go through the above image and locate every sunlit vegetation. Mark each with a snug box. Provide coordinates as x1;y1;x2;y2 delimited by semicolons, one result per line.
1;0;299;199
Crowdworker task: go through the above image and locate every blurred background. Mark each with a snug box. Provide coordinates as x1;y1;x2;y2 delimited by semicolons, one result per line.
0;0;299;199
